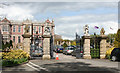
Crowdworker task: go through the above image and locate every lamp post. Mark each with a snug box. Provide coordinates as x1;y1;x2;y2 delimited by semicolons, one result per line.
94;33;96;49
35;31;39;50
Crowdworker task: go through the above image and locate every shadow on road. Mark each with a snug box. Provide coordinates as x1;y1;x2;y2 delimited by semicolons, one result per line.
40;61;120;72
2;61;120;73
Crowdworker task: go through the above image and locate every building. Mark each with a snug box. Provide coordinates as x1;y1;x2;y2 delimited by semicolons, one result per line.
0;18;55;48
54;34;71;46
54;34;62;40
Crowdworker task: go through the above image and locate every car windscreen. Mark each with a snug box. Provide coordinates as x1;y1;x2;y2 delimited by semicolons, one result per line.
68;47;74;50
58;46;63;48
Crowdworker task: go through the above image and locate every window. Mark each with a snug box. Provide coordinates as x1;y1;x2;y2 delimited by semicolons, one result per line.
13;36;15;42
2;25;8;32
18;26;21;32
34;26;36;33
13;26;15;32
39;27;41;33
18;36;21;43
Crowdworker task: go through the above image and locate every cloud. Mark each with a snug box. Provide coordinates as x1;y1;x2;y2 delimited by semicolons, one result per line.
0;3;34;20
55;14;118;40
0;0;119;2
0;2;118;40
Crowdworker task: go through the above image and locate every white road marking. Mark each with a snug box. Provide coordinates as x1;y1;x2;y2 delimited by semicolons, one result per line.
29;62;49;71
26;63;40;71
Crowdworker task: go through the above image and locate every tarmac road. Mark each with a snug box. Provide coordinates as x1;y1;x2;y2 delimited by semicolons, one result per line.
2;53;120;73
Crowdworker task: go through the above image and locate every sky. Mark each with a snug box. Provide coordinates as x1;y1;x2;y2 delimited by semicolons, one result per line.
0;2;118;40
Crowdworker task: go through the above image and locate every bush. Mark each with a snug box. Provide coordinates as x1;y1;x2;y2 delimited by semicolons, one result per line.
62;43;68;48
2;49;29;66
105;47;114;59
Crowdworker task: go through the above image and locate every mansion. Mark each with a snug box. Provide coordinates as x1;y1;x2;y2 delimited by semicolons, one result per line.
0;18;55;48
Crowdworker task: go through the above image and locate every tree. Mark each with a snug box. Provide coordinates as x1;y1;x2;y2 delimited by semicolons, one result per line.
71;41;76;46
62;43;68;48
114;29;120;48
2;40;13;50
107;33;116;43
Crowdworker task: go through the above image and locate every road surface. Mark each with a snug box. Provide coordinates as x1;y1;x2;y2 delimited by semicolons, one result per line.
2;53;120;73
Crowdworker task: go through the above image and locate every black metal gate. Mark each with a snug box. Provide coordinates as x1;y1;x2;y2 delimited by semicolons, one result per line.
50;35;54;58
90;34;100;59
30;33;43;57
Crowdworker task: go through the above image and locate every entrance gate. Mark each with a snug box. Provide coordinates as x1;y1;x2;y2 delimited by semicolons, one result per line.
30;32;43;57
90;33;100;59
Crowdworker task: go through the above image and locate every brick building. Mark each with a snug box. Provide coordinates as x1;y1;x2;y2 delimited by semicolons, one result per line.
0;18;55;48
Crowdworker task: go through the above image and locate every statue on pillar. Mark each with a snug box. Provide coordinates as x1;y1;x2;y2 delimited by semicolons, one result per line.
84;25;90;36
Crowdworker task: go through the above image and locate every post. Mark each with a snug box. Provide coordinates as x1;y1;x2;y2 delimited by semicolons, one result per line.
22;34;31;55
100;35;107;59
42;24;51;60
83;36;91;59
22;24;31;55
100;28;107;59
0;31;2;49
42;35;51;60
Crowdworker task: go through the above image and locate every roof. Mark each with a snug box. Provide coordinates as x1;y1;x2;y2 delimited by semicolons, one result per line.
1;17;11;23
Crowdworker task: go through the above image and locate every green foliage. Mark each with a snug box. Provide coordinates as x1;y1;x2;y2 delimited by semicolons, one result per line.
2;49;29;66
2;40;13;50
90;48;100;58
71;41;76;46
106;33;116;43
2;58;28;66
62;43;68;48
114;29;120;48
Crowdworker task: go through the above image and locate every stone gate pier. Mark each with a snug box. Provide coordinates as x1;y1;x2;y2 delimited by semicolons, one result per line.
82;25;91;59
42;35;51;60
99;28;107;59
22;24;31;55
100;35;107;59
22;34;31;55
83;36;91;59
42;24;52;60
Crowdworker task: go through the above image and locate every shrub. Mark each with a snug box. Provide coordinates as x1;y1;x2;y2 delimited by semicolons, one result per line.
2;49;29;66
114;29;120;48
105;47;114;59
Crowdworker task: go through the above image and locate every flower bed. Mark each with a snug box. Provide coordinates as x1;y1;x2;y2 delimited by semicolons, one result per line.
2;49;29;67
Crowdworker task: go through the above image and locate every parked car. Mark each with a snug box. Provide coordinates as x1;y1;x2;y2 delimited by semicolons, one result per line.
71;47;83;58
63;47;74;55
54;45;64;53
110;48;120;61
30;44;43;57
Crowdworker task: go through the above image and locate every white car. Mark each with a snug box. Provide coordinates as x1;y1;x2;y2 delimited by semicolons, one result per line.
63;47;74;55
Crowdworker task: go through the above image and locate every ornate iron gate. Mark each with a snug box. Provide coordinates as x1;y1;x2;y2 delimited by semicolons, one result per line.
30;31;43;57
90;34;100;59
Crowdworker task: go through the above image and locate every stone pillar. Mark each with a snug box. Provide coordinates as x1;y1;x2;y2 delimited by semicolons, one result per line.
0;31;2;49
83;36;91;59
69;41;71;46
100;35;107;59
22;34;31;55
42;35;51;60
57;41;59;45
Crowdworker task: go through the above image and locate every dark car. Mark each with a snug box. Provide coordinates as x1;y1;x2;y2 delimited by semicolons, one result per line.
30;44;43;57
55;45;64;53
110;48;120;61
71;47;83;58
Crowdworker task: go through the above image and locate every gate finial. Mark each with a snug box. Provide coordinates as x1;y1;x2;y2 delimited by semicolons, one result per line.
100;28;105;35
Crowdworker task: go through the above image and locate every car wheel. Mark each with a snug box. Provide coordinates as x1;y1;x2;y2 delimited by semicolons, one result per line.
111;56;117;61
